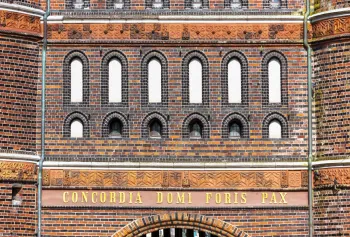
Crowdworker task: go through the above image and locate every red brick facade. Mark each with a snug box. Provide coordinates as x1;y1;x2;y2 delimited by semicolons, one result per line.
0;0;349;235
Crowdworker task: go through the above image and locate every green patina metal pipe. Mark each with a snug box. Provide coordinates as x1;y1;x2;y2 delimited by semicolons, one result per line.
303;0;313;235
37;0;50;235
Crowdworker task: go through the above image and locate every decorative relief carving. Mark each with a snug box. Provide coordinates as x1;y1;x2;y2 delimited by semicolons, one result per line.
0;161;37;181
312;16;350;39
43;169;305;189
314;168;350;187
0;10;41;35
47;23;302;41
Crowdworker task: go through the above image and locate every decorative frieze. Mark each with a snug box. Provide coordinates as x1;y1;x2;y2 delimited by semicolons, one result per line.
43;169;307;189
312;16;350;39
47;22;303;41
314;167;350;187
0;10;41;36
0;161;37;181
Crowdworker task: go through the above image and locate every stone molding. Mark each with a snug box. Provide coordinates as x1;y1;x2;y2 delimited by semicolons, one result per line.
112;213;250;237
42;169;308;189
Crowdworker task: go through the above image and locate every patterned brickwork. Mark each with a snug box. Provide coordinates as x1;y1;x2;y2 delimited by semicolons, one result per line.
0;36;39;153
43;46;308;162
47;23;303;42
43;169;307;189
313;41;350;160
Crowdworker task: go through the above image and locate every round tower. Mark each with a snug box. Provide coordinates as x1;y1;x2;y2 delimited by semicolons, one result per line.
0;0;43;235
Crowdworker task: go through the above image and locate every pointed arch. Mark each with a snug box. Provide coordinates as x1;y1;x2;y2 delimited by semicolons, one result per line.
112;213;251;237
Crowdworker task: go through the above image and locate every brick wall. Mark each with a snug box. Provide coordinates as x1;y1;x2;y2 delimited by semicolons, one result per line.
313;41;350;160
0;182;37;236
0;36;39;153
43;45;308;162
41;208;308;236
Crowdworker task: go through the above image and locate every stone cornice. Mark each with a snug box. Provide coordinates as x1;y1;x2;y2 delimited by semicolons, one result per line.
310;8;350;23
0;2;44;17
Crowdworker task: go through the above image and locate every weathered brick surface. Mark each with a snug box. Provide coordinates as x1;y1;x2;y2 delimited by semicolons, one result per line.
41;208;308;236
314;188;350;236
313;41;350;160
0;182;37;236
0;36;39;153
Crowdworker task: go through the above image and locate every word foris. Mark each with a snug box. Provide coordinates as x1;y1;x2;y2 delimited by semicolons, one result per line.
156;192;247;204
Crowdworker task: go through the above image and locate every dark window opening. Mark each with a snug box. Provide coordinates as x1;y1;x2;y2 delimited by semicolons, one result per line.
150;120;162;138
229;122;241;138
109;119;123;138
189;121;203;139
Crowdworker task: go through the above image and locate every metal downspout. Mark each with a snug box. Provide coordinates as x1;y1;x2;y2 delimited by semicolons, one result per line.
37;0;50;235
303;0;313;235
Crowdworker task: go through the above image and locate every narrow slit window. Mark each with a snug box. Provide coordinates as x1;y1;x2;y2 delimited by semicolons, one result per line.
153;0;163;8
231;0;242;8
269;120;282;139
70;119;83;138
109;59;122;103
270;0;281;8
109;119;123;137
70;58;83;103
73;0;84;8
228;59;242;103
190;121;202;138
150;120;162;138
192;0;202;8
114;0;124;8
229;122;241;138
189;58;202;103
148;59;162;103
268;58;281;103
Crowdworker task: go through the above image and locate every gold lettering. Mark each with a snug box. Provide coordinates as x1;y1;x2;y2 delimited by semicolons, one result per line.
167;193;173;204
176;192;185;204
224;193;231;204
92;192;97;203
234;193;238;204
241;193;247;204
157;192;163;203
100;192;106;203
72;192;78;203
135;192;143;204
262;192;268;204
279;192;287;204
119;192;125;203
81;192;88;203
205;193;212;204
188;193;192;204
63;192;69;203
215;193;221;204
270;192;277;204
129;192;133;204
110;192;116;203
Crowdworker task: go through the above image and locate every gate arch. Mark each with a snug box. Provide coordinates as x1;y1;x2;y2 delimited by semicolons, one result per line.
112;213;250;237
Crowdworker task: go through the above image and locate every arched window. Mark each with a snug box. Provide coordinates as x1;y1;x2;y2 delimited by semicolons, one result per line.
269;120;282;139
231;0;242;8
113;0;124;8
149;120;162;138
73;0;84;8
148;59;162;103
189;121;203;138
228;59;241;103
268;58;281;103
192;0;202;8
189;58;202;103
270;0;281;8
153;0;163;8
70;119;83;138
109;59;122;103
70;58;83;103
229;122;241;138
109;119;123;137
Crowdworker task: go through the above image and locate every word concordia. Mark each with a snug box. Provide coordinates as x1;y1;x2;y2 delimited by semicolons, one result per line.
43;190;308;207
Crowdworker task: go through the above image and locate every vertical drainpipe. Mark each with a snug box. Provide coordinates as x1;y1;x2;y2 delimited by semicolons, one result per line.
303;0;313;235
37;0;50;235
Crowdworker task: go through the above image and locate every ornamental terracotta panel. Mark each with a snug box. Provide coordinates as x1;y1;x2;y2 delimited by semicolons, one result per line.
43;169;307;189
0;10;41;36
315;167;350;187
312;16;350;39
0;161;37;181
46;23;303;41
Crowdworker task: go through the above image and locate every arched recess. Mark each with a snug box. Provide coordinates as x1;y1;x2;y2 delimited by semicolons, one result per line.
141;112;168;138
141;50;168;106
102;111;129;138
63;111;89;138
63;50;90;105
222;113;249;139
183;113;210;139
262;112;288;138
261;51;288;107
112;213;251;237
